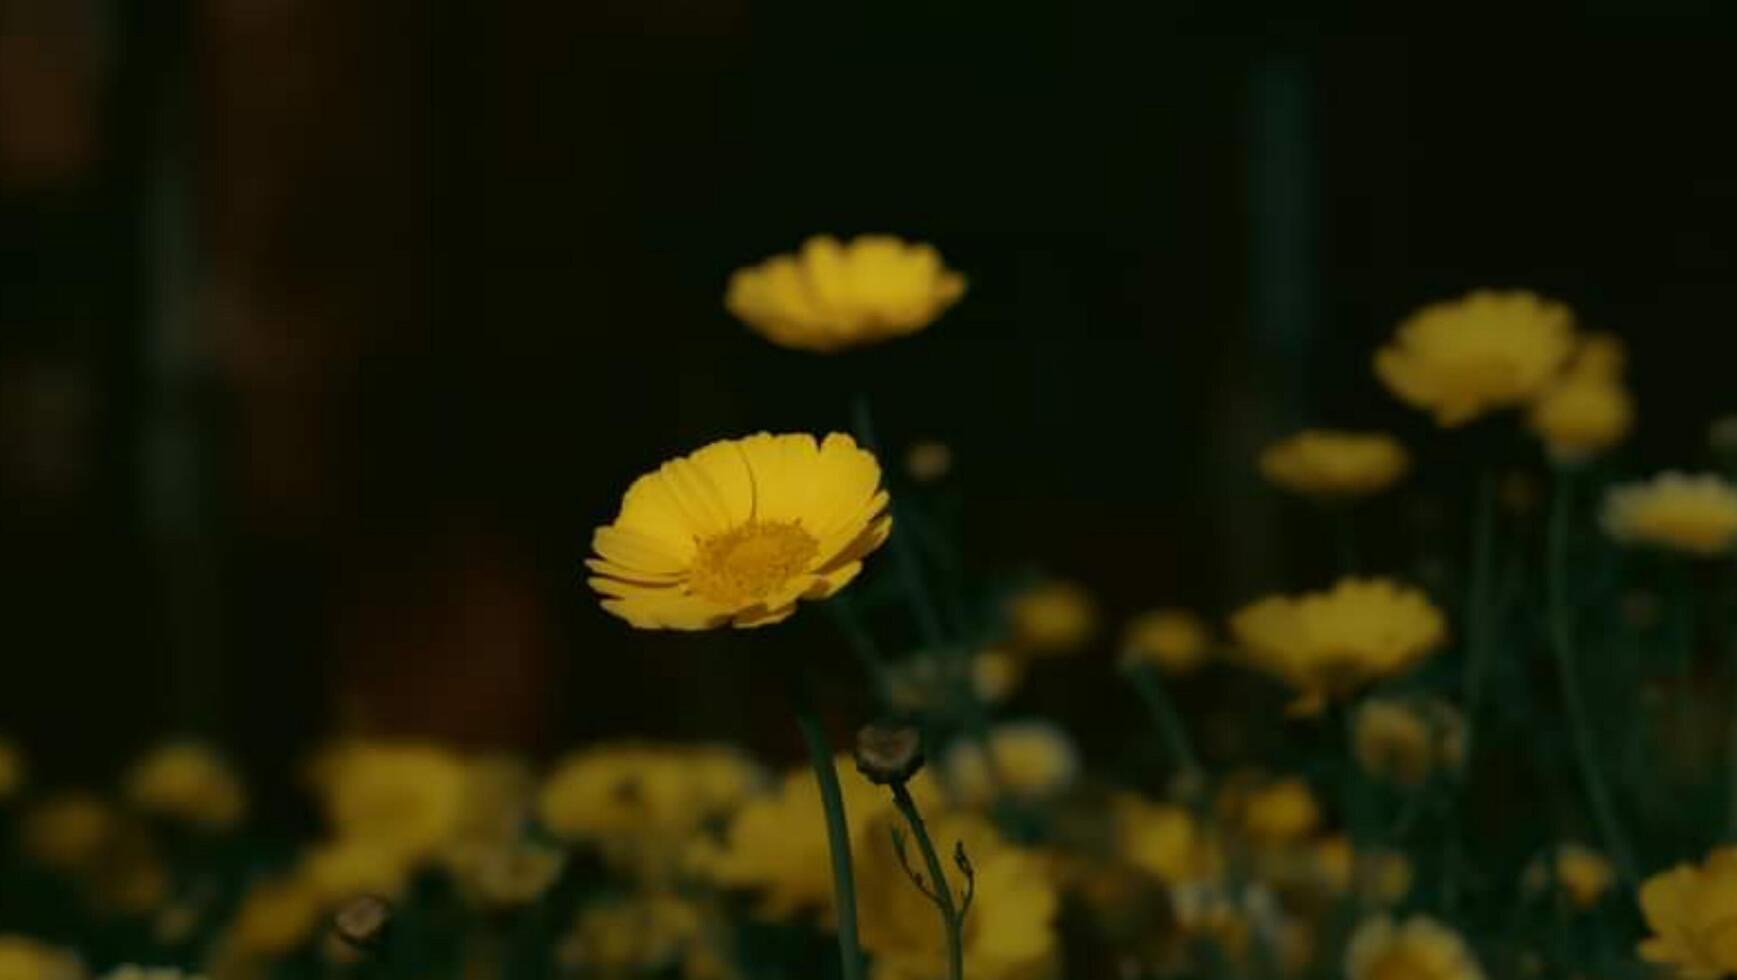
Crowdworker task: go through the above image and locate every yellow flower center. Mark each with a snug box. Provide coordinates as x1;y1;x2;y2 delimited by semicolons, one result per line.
689;521;819;606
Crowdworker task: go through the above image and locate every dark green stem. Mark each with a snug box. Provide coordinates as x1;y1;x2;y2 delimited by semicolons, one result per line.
793;684;867;980
1444;471;1498;911
891;782;966;980
1127;663;1202;791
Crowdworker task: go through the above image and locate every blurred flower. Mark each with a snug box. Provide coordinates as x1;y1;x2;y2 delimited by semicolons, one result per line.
1345;915;1485;980
588;433;891;630
1523;844;1613;910
299;838;411;901
1120;608;1212;675
124;741;246;831
1375;289;1576;427
21;792;116;871
855;810;1059;980
726;235;965;353
972;649;1026;704
1114;795;1221;885
446;839;565;909
886;650;1027;714
101;968;203;980
1258;430;1409;499
224;877;324;958
558;892;702;977
314;741;467;866
0;739;23;801
1313;837;1413;906
1230;578;1447;714
1225;778;1320;848
905;439;954;483
1353;696;1464;788
92;824;171;915
1527;333;1634;462
1639;845;1737;976
1602;472;1737;556
449;754;536;847
1004;580;1098;657
944;722;1079;807
0;936;83;980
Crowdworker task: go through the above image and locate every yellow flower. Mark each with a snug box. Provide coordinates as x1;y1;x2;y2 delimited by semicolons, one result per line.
21;793;116;871
1528;333;1634;461
1524;844;1613;910
1602;472;1737;557
588;432;892;630
856;810;1059;980
445;838;565;909
1120;608;1212;674
1229;578;1446;714
1353;697;1464;788
726;235;966;353
1345;915;1485;980
539;743;761;866
1114;795;1221;884
1230;778;1320;847
0;936;83;980
972;649;1026;704
0;740;24;801
314;741;467;865
905;439;955;483
558;893;703;977
1258;430;1409;499
124;741;246;831
943;723;1079;807
1004;581;1098;657
224;877;324;957
886;651;1026;714
1375;289;1576;427
1639;845;1737;976
299;838;412;901
1313;837;1413;905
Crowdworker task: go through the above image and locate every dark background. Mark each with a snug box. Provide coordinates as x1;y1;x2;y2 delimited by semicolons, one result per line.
4;2;1736;805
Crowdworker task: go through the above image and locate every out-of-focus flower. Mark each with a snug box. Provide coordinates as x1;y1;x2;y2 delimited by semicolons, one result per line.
0;739;24;801
886;651;1027;714
905;439;954;483
972;649;1026;704
1258;430;1409;499
1120;609;1212;675
587;433;891;630
450;755;536;846
1312;837;1413;906
1523;844;1614;910
21;792;116;871
1345;915;1485;980
1353;697;1465;787
124;741;246;831
299;838;411;901
101;968;204;980
1222;778;1320;848
314;741;467;866
1639;845;1737;976
1375;289;1576;427
225;877;324;957
1528;332;1634;462
1114;795;1221;885
726;235;965;353
446;839;565;908
943;722;1079;807
1602;472;1737;557
0;936;83;980
558;892;702;977
856;809;1059;980
1004;581;1098;657
92;824;170;915
1230;578;1446;715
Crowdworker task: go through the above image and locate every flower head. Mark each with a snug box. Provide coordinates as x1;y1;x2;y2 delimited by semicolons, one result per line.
1114;795;1221;885
1222;777;1320;847
1312;837;1413;906
1528;332;1634;461
224;877;324;957
1229;578;1446;714
1375;289;1576;427
726;235;965;353
1639;845;1737;976
1523;843;1613;910
558;892;706;976
1602;472;1737;557
1353;697;1465;788
0;937;83;980
1345;915;1485;980
1120;608;1212;674
124;741;246;831
1004;580;1098;657
21;793;116;871
313;741;468;865
1259;430;1409;499
588;432;891;630
943;722;1079;807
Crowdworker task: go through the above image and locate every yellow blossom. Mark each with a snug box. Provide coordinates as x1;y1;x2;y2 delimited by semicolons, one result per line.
1529;332;1634;461
0;740;23;801
1004;581;1098;657
1375;289;1576;427
1114;795;1221;885
905;440;954;483
446;838;565;908
1259;430;1409;499
124;741;246;831
1524;844;1613;910
726;235;965;353
1230;578;1446;714
1602;472;1737;557
299;838;412;901
1313;837;1413;905
1120;608;1212;674
1345;915;1485;980
226;877;324;957
588;432;892;630
1353;697;1464;787
887;651;1026;714
1639;845;1737;976
944;722;1079;806
1229;778;1320;847
0;936;83;980
21;793;116;871
314;741;467;865
558;893;702;977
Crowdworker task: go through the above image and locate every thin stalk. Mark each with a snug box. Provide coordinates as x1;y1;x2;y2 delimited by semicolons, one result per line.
1127;663;1203;791
851;394;947;650
1444;471;1497;911
829;596;891;702
1546;468;1638;887
793;684;867;980
891;783;966;980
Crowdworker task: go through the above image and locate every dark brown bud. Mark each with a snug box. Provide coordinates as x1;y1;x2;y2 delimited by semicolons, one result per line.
854;723;924;785
332;894;392;951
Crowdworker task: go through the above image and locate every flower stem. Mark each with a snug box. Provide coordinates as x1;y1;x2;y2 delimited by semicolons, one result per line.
1127;663;1203;793
793;682;867;980
1444;471;1498;911
1545;467;1638;888
890;782;966;980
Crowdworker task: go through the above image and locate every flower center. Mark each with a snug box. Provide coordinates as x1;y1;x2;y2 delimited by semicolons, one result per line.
689;521;819;606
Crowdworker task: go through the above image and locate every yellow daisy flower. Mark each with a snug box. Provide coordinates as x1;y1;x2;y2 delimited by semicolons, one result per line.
943;722;1079;807
1258;430;1409;499
313;741;468;865
1352;696;1464;788
1523;843;1613;910
1120;608;1212;674
558;892;704;977
1004;580;1099;657
1312;837;1413;906
1375;289;1576;427
1114;794;1221;885
726;235;965;353
224;877;325;957
1230;777;1320;847
21;793;116;871
1528;332;1634;461
124;741;247;831
0;936;83;980
1345;915;1485;980
1602;472;1737;556
588;432;892;630
1639;845;1737;977
1229;578;1446;714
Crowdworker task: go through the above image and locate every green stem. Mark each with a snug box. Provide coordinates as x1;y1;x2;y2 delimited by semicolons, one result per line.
850;394;947;649
1127;664;1203;792
891;783;966;980
793;684;867;980
1546;468;1638;888
1444;471;1497;912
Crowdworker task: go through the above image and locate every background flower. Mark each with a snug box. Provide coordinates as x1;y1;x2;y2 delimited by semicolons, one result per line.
1120;608;1212;674
1601;472;1737;556
1375;290;1576;427
1258;430;1409;499
1639;845;1737;976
